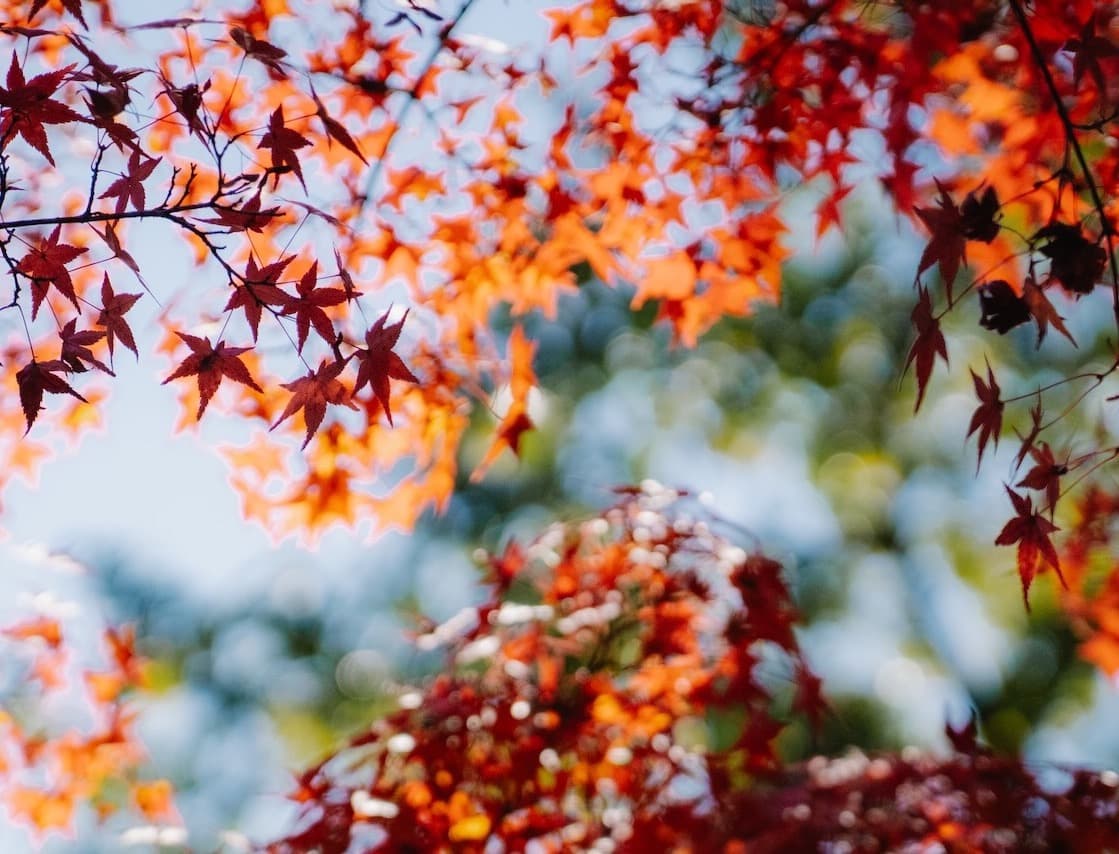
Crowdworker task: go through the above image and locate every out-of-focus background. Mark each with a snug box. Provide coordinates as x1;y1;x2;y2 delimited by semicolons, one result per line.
6;183;1119;851
2;1;1119;850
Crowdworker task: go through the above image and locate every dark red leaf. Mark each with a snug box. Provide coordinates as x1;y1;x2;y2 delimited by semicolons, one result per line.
978;280;1029;334
351;310;419;426
271;359;357;449
905;286;948;411
967;360;1002;469
16;359;86;433
95;273;142;362
161;333;263;419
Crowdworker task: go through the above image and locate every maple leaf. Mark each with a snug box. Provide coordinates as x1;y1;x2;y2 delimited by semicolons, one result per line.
59;318;112;375
333;249;362;301
905;286;948;411
99;149;159;213
258;106;310;189
95;273;142;362
225;256;294;340
92;222;142;276
351;310;419;425
161;333;263;420
1016;442;1067;518
282;262;347;352
271;359;357;449
310;83;367;164
202;193;279;233
230;26;288;74
16;359;86;433
1021;276;1075;346
995;487;1064;610
978;280;1029;334
471;326;537;482
161;78;209;140
0;55;83;165
959;186;1000;243
1064;14;1119;96
16;225;86;318
1037;223;1107;296
1014;400;1044;471
967;360;1002;470
915;181;966;302
29;0;87;26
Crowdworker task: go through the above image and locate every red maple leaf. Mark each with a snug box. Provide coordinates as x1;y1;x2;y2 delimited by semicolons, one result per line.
282;262;347;352
0;55;83;165
915;181;966;303
333;249;362;301
258;106;310;189
16;359;86;433
995;487;1064;610
202;193;279;233
271;359;357;449
1016;442;1067;518
967;361;1002;470
95;274;142;362
351;310;419;426
310;82;367;164
161;333;263;420
59;318;112;375
29;0;87;26
230;26;287;74
1022;277;1075;346
17;225;86;318
905;286;948;411
225;256;294;340
160;78;208;140
99;149;159;213
1064;13;1119;96
92;222;142;276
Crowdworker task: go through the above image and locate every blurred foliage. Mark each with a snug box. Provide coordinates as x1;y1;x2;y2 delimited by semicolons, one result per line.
83;190;1117;839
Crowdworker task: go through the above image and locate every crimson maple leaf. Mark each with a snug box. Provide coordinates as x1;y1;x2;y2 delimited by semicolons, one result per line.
202;193;279;233
995;487;1064;611
282;262;347;352
29;0;87;26
161;78;208;140
17;226;86;318
161;333;263;420
1064;14;1119;96
258;106;310;189
915;182;966;303
95;274;142;362
310;83;367;164
333;250;362;301
1016;442;1067;518
0;55;83;165
16;359;86;433
967;361;1002;470
230;26;287;74
271;359;357;449
99;149;159;213
59;318;112;375
1021;276;1075;346
225;256;294;340
905;286;948;411
351;310;419;426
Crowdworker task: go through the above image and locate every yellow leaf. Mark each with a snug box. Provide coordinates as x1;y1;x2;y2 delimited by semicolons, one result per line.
449;813;492;842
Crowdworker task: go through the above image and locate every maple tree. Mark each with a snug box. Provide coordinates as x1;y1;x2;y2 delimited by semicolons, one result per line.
4;0;1119;848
